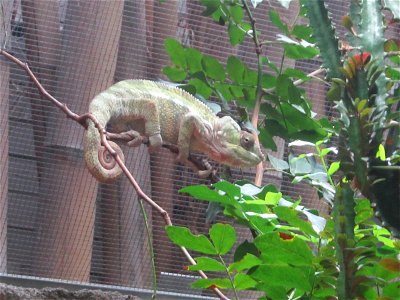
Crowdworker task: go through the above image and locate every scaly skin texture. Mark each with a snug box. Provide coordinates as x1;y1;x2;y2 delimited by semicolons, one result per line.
84;80;264;182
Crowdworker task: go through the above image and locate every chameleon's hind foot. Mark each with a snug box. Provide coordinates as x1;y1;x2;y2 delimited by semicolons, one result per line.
126;130;145;147
106;130;146;147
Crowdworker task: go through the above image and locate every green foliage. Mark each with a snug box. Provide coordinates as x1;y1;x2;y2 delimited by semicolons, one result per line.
174;181;399;299
163;0;400;299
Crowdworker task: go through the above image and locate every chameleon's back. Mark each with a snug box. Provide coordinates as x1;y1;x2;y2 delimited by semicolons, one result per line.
84;79;218;182
90;80;216;144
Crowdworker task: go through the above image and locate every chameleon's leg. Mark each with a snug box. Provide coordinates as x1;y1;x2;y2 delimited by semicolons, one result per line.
136;99;163;149
112;99;162;150
177;113;213;178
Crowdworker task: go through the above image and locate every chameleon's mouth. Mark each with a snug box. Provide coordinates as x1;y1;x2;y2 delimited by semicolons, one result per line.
221;145;264;168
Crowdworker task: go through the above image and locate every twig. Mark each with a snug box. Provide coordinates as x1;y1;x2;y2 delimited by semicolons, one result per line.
0;48;229;300
385;51;400;58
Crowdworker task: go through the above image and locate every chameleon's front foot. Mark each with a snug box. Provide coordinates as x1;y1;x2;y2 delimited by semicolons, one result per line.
176;153;213;178
198;159;214;178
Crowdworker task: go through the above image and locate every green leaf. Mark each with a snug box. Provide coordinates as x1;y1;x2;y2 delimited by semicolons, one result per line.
164;38;187;68
185;48;203;73
289;154;316;175
276;75;297;102
191;278;231;289
180;185;234;206
200;0;221;16
252;264;312;291
269;10;289;35
327;81;343;102
265;192;282;205
209;223;236;255
262;73;276;89
214;82;234;101
283;43;319;59
267;154;289;171
162;66;187;81
328;161;340;175
188;257;226;272
188;78;213;99
386;67;400;80
283;68;309;81
213;181;241;199
376;144;386;160
233;240;259;262
234;273;258;290
227;56;245;83
202;55;225;81
259;127;277;151
165;225;217;255
304;0;342;79
274;206;318;237
255;232;314;266
320;147;338;157
228;23;246;46
383;281;400;298
229;5;243;23
291;24;314;41
262;56;279;74
229;253;262;272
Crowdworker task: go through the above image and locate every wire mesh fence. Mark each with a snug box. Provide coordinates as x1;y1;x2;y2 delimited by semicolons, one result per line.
2;0;397;299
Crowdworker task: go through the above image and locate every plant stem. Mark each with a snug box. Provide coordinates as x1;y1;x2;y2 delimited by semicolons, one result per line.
316;143;336;187
219;254;240;300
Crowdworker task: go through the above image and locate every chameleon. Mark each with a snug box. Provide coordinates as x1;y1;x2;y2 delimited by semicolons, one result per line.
84;80;265;183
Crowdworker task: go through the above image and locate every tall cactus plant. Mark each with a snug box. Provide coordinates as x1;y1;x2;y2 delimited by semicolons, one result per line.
306;0;399;299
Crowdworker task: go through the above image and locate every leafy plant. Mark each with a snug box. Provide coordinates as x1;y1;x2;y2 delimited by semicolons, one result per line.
163;0;399;299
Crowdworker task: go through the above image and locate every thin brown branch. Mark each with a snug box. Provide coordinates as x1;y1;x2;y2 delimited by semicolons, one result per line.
241;0;264;186
385;51;400;57
263;67;326;94
0;49;229;300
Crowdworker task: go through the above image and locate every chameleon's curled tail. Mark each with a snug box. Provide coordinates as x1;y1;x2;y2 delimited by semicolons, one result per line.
84;121;125;183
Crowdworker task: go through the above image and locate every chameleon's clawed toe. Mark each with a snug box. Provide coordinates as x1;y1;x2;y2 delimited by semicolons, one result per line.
198;168;213;178
125;130;145;147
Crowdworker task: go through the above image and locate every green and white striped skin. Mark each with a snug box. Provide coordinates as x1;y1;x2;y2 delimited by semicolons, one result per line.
84;80;264;182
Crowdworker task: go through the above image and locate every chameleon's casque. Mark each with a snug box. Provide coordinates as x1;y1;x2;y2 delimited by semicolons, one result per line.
84;80;264;182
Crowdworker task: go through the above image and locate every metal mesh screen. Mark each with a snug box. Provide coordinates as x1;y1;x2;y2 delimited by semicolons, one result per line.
1;0;387;298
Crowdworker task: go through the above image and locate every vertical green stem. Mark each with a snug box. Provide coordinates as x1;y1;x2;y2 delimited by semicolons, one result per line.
219;254;240;300
333;182;356;300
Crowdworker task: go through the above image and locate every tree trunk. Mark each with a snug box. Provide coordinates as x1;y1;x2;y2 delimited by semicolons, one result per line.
35;0;123;281
0;0;13;273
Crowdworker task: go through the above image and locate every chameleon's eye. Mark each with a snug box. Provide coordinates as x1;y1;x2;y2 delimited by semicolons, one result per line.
240;132;255;150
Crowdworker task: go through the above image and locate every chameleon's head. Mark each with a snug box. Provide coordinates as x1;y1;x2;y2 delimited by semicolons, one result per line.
210;116;265;168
